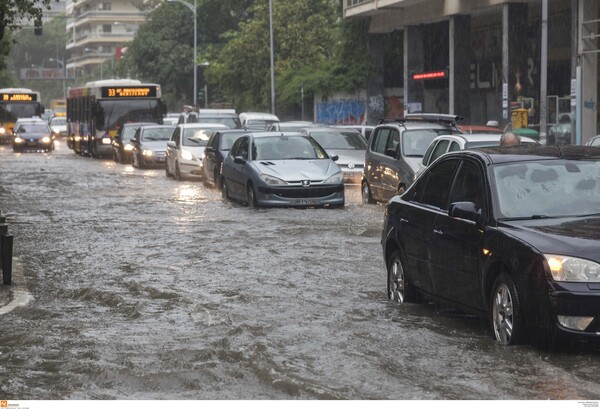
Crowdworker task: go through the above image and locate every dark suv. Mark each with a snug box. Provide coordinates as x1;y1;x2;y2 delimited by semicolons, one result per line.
362;114;462;204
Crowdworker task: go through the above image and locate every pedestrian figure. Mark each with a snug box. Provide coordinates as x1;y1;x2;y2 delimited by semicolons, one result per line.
500;132;521;146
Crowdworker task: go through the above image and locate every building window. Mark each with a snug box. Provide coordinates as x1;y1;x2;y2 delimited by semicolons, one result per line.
102;25;112;33
99;3;111;11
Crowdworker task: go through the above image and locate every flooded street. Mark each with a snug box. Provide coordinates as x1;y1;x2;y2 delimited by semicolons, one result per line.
1;141;600;400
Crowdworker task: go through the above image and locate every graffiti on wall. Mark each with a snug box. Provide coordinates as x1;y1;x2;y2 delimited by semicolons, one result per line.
316;100;366;125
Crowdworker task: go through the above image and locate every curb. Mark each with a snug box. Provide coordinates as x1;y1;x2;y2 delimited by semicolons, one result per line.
0;258;30;315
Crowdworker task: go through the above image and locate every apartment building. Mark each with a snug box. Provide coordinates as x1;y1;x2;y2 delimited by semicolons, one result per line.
342;0;599;144
65;0;146;79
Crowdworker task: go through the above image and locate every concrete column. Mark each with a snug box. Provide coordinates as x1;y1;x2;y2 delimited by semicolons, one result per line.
406;25;424;113
450;15;472;121
366;34;385;124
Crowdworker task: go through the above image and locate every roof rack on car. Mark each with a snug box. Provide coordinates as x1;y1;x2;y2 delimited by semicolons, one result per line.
379;113;463;125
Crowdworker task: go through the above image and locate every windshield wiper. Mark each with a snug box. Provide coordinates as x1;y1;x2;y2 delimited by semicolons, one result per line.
499;215;555;221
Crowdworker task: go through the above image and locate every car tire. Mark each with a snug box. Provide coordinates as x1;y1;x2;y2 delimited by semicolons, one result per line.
214;170;221;190
221;179;229;200
246;183;256;207
165;163;171;177
175;163;182;181
490;273;524;346
113;150;119;163
132;152;138;168
387;249;419;303
362;181;375;204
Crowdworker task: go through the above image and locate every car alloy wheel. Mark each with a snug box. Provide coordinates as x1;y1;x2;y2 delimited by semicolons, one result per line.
490;273;523;345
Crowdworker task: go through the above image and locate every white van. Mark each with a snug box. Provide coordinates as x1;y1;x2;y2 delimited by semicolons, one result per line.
239;112;279;130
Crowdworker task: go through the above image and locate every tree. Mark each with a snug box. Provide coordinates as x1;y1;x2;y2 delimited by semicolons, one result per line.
0;0;58;42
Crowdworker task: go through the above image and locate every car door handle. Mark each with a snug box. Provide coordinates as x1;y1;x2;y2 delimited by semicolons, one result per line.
399;218;409;224
433;228;443;235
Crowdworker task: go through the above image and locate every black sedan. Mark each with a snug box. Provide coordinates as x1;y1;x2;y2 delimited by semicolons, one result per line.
202;129;248;189
382;145;600;347
12;122;54;152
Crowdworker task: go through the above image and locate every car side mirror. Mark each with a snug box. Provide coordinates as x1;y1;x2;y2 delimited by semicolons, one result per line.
234;156;246;165
330;154;339;161
449;201;483;226
396;182;407;195
385;148;398;159
205;146;215;153
167;141;176;148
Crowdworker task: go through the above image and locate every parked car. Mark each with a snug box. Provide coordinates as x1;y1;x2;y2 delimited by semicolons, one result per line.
221;132;345;208
362;113;462;204
12;121;54;152
301;127;367;184
382;145;600;347
166;123;229;180
131;124;176;169
416;132;540;176
239;112;279;130
177;108;241;129
268;121;315;132
586;135;600;147
112;122;157;164
202;129;249;189
48;116;67;139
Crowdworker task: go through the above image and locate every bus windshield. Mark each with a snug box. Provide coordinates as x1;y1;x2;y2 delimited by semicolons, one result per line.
0;102;40;122
97;99;161;131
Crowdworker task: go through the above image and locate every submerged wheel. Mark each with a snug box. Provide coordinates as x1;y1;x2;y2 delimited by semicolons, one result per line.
246;183;256;207
490;273;523;346
387;250;418;303
362;181;375;204
221;179;229;199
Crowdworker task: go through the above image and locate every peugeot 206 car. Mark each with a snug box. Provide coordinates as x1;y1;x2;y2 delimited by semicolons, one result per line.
382;145;600;347
131;124;176;169
221;132;345;208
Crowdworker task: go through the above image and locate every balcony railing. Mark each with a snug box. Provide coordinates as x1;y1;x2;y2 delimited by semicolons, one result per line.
346;0;373;7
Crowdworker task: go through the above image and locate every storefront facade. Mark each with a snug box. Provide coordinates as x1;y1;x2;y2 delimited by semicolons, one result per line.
344;0;598;144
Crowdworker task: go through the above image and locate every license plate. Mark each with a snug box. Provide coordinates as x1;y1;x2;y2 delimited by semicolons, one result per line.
297;199;315;205
28;142;37;146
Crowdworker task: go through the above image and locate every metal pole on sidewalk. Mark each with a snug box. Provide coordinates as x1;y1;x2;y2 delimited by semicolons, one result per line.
0;212;13;286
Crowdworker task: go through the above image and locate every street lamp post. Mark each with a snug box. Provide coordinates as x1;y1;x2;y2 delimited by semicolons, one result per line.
269;0;275;115
167;0;197;107
84;48;103;80
49;58;66;99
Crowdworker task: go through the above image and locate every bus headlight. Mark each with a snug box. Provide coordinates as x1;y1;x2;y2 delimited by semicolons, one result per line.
0;127;5;134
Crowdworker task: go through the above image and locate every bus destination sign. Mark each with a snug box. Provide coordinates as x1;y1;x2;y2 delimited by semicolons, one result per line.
1;93;37;102
101;86;158;98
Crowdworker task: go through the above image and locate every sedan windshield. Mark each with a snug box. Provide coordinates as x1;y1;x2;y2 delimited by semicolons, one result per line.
18;124;49;133
183;128;212;146
253;135;328;160
141;127;173;142
491;159;600;219
310;131;367;150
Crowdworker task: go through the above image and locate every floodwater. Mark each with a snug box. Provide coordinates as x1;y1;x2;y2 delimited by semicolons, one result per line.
0;141;599;400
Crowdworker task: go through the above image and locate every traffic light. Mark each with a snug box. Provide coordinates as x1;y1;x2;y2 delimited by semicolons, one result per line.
34;19;42;36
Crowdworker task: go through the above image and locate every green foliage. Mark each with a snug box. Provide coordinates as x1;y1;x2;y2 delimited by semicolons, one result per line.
0;0;58;41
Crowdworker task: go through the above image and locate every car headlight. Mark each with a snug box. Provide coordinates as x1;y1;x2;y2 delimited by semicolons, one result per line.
14;137;23;143
142;149;154;156
259;174;286;185
181;149;194;161
324;172;343;184
124;143;134;151
102;137;112;144
545;254;600;282
41;136;51;143
74;135;82;141
0;127;5;134
52;127;60;133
